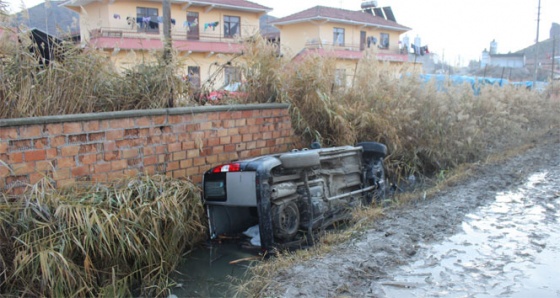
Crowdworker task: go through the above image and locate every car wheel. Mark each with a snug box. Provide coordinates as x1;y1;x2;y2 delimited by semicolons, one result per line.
357;142;387;159
279;151;320;169
272;201;300;241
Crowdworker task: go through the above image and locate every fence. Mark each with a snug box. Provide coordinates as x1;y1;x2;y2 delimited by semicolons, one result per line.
0;104;294;195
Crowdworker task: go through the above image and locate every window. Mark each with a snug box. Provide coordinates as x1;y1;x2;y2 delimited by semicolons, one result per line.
137;7;159;33
224;16;240;38
333;28;345;46
187;66;201;88
224;67;241;85
379;33;390;49
334;69;346;88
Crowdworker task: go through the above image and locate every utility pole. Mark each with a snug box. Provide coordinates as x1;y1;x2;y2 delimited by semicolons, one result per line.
533;0;541;87
162;0;173;107
163;0;172;64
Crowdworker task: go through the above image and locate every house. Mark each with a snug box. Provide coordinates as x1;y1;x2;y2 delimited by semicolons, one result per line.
269;2;410;86
480;40;525;69
61;0;271;89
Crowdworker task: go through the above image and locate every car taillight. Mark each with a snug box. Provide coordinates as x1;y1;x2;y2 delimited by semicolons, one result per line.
211;163;241;173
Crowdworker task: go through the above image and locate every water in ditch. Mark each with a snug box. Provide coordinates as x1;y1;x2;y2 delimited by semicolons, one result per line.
381;171;560;297
169;242;261;297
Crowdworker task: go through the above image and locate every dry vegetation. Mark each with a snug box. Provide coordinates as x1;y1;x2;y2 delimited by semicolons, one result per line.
0;175;206;297
1;16;559;296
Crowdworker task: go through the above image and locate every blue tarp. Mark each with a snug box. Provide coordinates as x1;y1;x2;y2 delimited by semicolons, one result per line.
418;74;546;94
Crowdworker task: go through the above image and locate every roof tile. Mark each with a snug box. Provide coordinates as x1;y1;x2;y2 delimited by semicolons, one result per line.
271;5;410;31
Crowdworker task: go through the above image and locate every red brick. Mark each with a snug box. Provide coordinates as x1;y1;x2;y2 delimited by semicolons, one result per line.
193;157;206;166
235;119;246;127
121;148;139;159
220;136;232;145
20;125;42;138
89;132;105;141
33;138;48;149
46;148;58;159
58;157;75;168
217;129;228;137
109;118;133;129
79;154;97;165
153;115;166;125
25;150;46;162
44;123;63;135
10;139;32;151
168;161;180;171
13;163;34;175
29;172;45;185
156;145;167;154
142;146;156;156
168;142;182;153
9;152;24;163
212;146;224;154
36;160;54;171
0;142;8;154
182;141;195;150
206;155;218;164
186;166;199;176
230;111;242;119
144;165;156;175
231;135;242;144
72;166;90;177
111;160;128;171
242;110;253;118
124;169;140;177
53;168;71;180
104;142;117;152
242;134;252;142
236;143;247;151
51;136;66;147
106;130;124;140
83;121;100;132
91;173;108;183
180;159;193;168
173;151;187;161
107;171;125;182
79;144;96;154
172;169;187;179
187;149;199;158
63;123;82;134
222;119;235;128
136;117;152;127
256;140;266;148
61;145;80;157
247;118;256;126
94;163;112;174
224;144;235;152
199;121;212;130
0;127;18;139
144;155;157;165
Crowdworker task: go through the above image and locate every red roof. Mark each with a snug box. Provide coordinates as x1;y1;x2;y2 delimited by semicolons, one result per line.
294;48;408;63
191;0;271;11
89;37;243;54
63;0;271;13
271;6;410;31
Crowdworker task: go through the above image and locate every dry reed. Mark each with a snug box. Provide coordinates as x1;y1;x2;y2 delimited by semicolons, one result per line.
0;175;205;297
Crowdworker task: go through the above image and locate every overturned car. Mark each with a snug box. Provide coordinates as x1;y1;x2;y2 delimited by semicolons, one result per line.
202;142;387;250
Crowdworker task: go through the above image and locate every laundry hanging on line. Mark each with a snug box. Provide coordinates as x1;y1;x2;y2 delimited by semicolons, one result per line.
204;21;219;31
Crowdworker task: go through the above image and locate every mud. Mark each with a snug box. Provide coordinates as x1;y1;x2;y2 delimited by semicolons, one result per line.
264;132;560;297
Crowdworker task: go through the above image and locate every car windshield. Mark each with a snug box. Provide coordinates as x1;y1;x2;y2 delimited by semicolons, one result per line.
223;82;241;92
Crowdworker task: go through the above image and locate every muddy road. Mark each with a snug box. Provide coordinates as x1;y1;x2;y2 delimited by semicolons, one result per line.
264;132;560;297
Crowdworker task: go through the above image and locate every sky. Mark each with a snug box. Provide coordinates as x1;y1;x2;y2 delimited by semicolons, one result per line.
8;0;560;66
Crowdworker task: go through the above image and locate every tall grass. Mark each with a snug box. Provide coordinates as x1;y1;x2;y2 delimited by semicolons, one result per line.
0;175;206;297
0;28;188;118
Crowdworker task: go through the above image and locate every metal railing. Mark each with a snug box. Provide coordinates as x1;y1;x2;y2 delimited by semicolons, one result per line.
90;24;259;43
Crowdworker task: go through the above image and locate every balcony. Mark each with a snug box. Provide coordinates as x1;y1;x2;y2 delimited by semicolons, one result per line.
303;39;408;63
88;24;259;53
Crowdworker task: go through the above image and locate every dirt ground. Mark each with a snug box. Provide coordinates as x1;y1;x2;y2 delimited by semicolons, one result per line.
263;130;560;297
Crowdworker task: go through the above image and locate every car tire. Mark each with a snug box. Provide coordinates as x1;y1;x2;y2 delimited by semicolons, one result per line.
280;151;320;169
357;142;387;159
272;201;300;241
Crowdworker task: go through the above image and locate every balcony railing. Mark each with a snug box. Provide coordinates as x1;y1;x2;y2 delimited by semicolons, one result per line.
305;39;400;54
90;24;259;43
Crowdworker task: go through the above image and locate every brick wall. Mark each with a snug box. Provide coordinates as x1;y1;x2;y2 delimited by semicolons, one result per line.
0;104;294;195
